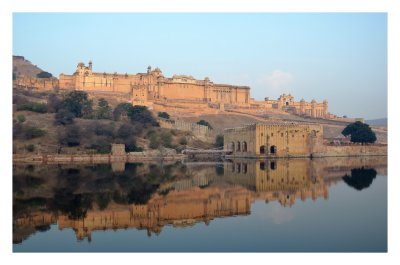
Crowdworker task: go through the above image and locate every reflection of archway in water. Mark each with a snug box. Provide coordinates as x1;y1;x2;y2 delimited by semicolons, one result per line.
342;167;377;190
260;145;266;154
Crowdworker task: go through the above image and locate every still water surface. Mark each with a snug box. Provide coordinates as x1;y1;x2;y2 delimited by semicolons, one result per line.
13;157;387;252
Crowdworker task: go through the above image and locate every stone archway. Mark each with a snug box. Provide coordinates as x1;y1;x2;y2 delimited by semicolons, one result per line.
260;145;266;154
242;142;247;152
270;145;277;154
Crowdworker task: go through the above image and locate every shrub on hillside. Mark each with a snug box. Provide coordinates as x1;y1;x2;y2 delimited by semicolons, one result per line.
47;94;62;113
61;91;93;118
158;112;170;119
116;123;135;139
58;124;81;146
24;126;46;139
13;94;28;105
16;114;26;123
17;101;48;113
94;122;114;137
26;144;35;152
89;137;111;154
160;131;173;148
128;105;158;127
55;109;75;125
197;119;213;129
148;134;160;149
36;71;53;78
179;136;188;145
95;98;112;119
113;103;133;121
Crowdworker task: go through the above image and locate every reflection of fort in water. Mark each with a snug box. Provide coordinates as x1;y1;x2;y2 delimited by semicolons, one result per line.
13;157;387;242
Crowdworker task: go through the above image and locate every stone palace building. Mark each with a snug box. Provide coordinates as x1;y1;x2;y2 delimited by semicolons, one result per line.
15;60;331;118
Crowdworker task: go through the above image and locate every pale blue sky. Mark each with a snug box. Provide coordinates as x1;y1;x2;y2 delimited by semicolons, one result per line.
13;13;387;119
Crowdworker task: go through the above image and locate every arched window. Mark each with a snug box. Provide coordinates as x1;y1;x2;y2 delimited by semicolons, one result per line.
231;142;235;151
270;145;277;154
260;145;266;154
237;141;241;152
242;142;247;152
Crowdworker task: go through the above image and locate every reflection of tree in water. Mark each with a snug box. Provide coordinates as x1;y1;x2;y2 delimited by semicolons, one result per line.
127;177;159;204
52;188;93;220
342;167;377;191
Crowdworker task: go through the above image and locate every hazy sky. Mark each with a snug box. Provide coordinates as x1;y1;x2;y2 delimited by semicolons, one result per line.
13;13;387;119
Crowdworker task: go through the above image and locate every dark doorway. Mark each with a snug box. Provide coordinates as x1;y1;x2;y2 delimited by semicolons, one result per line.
260;145;266;154
270;145;277;154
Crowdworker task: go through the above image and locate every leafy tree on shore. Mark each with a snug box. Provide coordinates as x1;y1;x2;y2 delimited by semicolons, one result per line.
61;91;93;118
342;121;376;144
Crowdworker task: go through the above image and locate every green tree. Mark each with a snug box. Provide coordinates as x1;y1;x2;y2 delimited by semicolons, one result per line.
62;91;93;118
128;105;158;126
342;121;377;144
197;119;213;129
26;144;35;152
17;101;48;113
148;134;160;149
158;112;170;119
116;123;135;139
94;122;114;137
215;134;224;147
179;136;187;145
24;126;46;139
47;94;62;113
160;131;172;147
113;103;134;121
55;109;75;125
95;98;112;119
16;114;26;123
59;125;81;146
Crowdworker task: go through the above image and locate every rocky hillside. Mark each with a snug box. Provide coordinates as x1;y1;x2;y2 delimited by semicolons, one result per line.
13;55;47;78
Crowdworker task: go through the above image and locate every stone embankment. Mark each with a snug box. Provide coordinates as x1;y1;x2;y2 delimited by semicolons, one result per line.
13;148;184;164
313;144;387;158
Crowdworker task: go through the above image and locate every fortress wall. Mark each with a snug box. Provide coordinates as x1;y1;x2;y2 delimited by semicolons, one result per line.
59;75;76;90
314;144;387;157
161;82;205;101
158;119;211;137
15;77;58;91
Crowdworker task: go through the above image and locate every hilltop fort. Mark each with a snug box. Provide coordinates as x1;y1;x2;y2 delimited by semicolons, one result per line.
14;59;333;119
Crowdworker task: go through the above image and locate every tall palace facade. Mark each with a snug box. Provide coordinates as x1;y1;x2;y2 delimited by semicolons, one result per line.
59;61;251;106
15;61;331;118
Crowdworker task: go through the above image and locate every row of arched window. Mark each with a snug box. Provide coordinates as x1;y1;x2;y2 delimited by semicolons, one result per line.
260;145;277;155
230;141;247;152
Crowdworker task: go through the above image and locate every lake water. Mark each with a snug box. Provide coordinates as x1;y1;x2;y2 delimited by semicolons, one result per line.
13;157;387;252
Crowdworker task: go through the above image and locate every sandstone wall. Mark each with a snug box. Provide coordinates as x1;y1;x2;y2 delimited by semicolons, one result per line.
158;118;211;138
